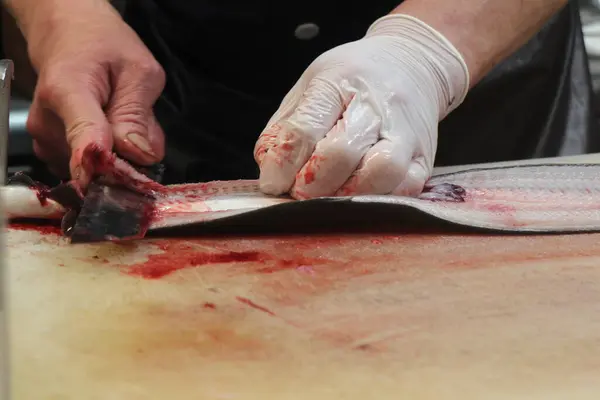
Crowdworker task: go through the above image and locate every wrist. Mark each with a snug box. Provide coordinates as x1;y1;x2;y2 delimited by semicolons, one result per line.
10;0;117;69
366;14;470;119
6;0;113;39
5;0;64;39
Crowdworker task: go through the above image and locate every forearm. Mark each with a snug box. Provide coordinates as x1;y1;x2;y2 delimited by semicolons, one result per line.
392;0;569;86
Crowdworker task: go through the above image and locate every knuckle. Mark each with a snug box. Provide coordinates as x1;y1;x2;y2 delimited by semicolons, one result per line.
110;101;147;119
406;161;429;183
25;114;42;136
320;139;361;164
36;62;81;102
68;118;97;134
133;58;165;83
64;119;103;148
107;102;150;134
374;151;410;176
35;79;62;106
39;61;112;106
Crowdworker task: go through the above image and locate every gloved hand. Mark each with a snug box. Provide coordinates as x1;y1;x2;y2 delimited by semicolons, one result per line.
23;0;165;190
254;14;470;200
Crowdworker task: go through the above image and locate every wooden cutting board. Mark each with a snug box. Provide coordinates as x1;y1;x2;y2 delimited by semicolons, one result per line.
6;154;600;400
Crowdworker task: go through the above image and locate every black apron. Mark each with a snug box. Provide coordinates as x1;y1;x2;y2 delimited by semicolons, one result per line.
123;0;599;185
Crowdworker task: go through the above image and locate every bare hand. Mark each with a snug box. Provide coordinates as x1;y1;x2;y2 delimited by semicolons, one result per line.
25;0;166;190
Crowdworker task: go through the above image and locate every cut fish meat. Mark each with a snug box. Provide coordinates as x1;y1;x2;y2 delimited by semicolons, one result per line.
149;180;292;229
4;163;600;236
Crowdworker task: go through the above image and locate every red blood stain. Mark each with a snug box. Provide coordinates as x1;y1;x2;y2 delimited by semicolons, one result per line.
123;238;345;280
80;142;164;194
303;171;315;185
35;187;51;206
8;222;62;235
302;155;322;185
235;296;276;316
283;236;345;251
371;239;383;245
203;302;217;310
125;246;265;279
336;175;359;196
483;203;517;214
281;142;293;152
254;128;280;164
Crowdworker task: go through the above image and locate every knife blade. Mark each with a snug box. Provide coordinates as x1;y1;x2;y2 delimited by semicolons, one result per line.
68;163;165;244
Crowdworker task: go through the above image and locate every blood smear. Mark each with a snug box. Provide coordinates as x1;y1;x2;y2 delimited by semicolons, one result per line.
122;239;341;280
8;222;62;236
124;243;266;279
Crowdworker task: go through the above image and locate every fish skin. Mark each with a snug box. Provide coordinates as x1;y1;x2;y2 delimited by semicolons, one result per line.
5;163;600;235
136;163;600;232
420;163;600;210
353;163;600;232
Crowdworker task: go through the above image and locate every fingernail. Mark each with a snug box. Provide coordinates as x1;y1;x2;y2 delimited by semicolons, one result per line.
126;133;156;158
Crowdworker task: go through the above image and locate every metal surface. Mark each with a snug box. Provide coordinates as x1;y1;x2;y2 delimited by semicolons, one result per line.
0;60;14;185
8;98;33;158
0;59;13;400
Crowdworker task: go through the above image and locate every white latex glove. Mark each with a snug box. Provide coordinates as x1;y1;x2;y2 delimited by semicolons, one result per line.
254;14;470;200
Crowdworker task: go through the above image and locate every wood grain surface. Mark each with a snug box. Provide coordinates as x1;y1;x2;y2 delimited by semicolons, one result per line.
6;154;600;399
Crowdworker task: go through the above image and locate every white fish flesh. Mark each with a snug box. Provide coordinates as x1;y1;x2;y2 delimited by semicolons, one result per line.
2;185;65;220
149;180;292;229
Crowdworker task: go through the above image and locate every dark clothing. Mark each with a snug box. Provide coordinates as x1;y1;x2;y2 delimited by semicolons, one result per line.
122;0;599;184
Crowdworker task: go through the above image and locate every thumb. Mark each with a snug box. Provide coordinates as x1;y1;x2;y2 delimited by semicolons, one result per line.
107;64;166;166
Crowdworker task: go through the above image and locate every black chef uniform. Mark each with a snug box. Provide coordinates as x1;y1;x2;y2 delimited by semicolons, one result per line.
122;0;599;185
